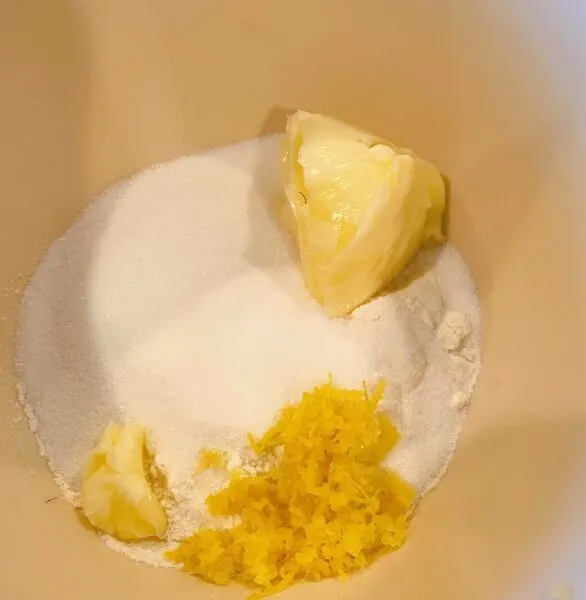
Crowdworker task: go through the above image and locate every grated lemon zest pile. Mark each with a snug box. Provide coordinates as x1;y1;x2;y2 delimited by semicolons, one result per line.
167;380;415;598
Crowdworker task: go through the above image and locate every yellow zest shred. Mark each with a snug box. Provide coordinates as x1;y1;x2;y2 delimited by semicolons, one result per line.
196;448;228;473
167;380;415;598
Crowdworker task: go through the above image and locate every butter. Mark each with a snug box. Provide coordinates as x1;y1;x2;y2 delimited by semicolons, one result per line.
282;110;446;316
81;423;167;541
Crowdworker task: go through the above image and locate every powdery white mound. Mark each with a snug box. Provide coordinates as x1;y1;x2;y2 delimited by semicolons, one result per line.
17;135;481;566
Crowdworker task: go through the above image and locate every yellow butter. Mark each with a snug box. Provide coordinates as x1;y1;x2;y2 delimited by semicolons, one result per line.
282;111;445;316
81;423;168;541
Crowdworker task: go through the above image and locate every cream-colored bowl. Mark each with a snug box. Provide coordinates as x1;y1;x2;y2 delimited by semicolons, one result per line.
1;2;585;599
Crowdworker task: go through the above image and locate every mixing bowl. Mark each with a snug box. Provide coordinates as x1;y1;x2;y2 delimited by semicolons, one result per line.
1;1;585;598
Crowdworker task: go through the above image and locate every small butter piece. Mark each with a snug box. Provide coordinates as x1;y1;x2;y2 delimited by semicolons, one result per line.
81;423;167;541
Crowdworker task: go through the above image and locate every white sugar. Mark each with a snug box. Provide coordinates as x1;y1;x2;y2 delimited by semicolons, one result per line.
16;135;482;566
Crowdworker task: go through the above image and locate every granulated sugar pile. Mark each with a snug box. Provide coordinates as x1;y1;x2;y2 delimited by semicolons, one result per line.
16;135;481;566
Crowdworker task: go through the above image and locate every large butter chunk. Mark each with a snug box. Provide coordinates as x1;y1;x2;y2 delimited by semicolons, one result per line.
81;423;167;541
282;111;446;316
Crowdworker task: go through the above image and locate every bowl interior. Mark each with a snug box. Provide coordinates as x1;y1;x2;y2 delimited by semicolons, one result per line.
1;1;585;599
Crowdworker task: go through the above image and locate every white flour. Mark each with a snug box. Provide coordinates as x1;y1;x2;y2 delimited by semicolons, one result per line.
16;135;482;567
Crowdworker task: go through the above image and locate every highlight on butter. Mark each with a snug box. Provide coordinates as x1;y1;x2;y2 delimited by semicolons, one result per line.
81;423;168;541
282;110;446;316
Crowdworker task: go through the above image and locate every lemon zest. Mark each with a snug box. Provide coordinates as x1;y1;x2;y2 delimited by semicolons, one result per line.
167;380;414;598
